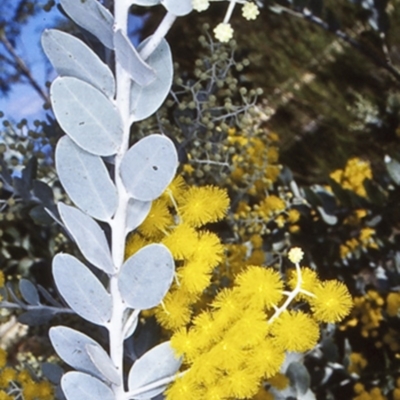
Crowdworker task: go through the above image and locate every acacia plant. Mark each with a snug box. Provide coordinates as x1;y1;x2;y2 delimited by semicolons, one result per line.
0;0;355;399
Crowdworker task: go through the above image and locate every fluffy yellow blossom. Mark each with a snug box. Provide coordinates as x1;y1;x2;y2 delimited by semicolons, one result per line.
348;352;368;375
310;280;353;323
22;381;54;400
288;247;304;264
0;368;16;389
124;233;149;259
287;209;300;223
162;223;199;260
191;230;223;268
330;157;372;198
162;175;187;206
179;186;229;227
155;289;193;331
225;308;268;348
138;198;173;239
224;367;260;398
270;311;320;352
214;22;234;43
242;2;260;20
258;196;286;218
235;266;284;309
0;391;12;400
177;260;211;294
249;338;285;378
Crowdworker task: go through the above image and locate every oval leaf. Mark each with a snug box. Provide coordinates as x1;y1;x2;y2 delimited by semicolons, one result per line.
287;362;311;396
120;134;178;202
119;243;174;310
53;254;112;325
56;136;118;222
51;76;123;156
130;37;173;122
42;362;64;384
385;155;400;186
126;198;152;233
60;0;114;49
58;203;114;274
19;279;40;305
42;29;115;98
61;372;114;400
49;326;105;380
161;0;192;16
114;30;155;86
86;344;120;385
128;341;182;399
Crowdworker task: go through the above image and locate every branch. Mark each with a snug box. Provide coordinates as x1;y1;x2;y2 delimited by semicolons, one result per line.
0;33;50;103
272;4;400;83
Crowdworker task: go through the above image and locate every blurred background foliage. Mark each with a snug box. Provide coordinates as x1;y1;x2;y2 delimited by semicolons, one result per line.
1;0;400;398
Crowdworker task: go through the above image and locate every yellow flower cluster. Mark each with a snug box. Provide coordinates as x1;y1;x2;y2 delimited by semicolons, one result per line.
330;157;373;198
0;348;53;400
125;176;230;331
348;352;368;375
166;249;352;399
228;128;281;197
340;290;383;338
353;383;386;400
340;227;378;259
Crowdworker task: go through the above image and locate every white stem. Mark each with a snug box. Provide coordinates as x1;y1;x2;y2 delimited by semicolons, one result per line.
139;11;177;61
268;262;303;324
108;0;132;398
124;372;186;400
223;0;237;24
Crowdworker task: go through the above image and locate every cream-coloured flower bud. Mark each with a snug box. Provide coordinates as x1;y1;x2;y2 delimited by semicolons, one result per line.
213;22;234;43
242;2;260;20
288;247;304;264
192;0;210;12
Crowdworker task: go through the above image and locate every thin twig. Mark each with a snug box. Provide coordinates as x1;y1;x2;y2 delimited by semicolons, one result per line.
273;4;400;83
0;33;50;103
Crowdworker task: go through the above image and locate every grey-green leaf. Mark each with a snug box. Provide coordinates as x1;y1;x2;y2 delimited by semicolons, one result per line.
60;0;114;49
120;134;178;202
161;0;192;16
126;198;152;233
130;37;173;122
114;30;156;86
58;203;114;274
119;244;174;310
53;254;112;326
51;77;123;156
42;29;115;98
86;344;120;385
61;372;114;400
287;362;311;396
56;136;117;222
128;341;182;399
49;326;105;381
385;155;400;186
19;279;40;305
